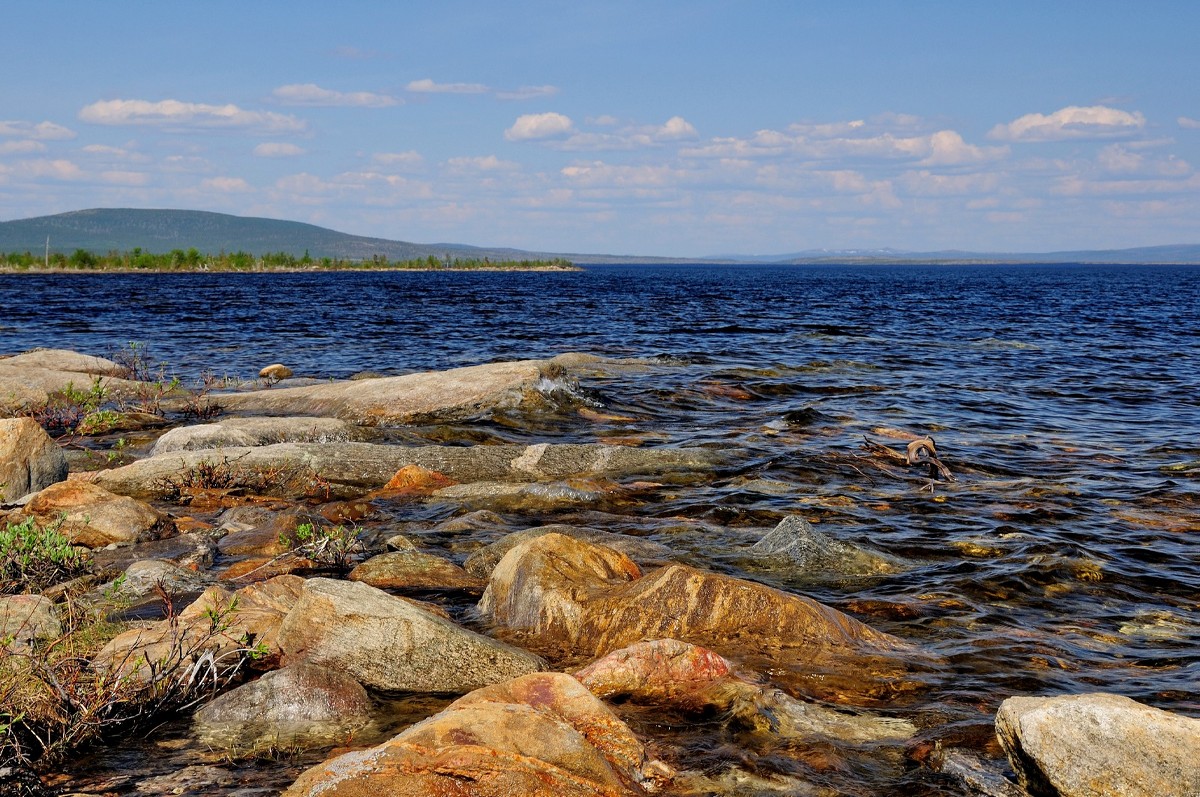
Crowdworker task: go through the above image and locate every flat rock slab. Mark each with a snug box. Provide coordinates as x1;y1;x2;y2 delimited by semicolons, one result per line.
277;577;544;693
88;441;726;500
151;416;367;455
216;359;550;425
996;692;1200;797
0;350;155;412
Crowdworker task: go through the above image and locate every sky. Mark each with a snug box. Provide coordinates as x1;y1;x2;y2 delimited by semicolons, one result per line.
2;2;1198;257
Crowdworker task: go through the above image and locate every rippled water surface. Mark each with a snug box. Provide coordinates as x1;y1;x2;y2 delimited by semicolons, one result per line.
4;264;1198;795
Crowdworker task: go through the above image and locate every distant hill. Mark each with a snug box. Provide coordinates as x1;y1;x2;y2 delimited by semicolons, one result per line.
0;208;551;261
2;208;1197;265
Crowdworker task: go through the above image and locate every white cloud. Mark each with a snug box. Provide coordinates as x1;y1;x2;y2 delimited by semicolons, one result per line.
16;159;84;180
561;161;676;188
656;116;698;141
919;130;1008;166
0;140;46;155
1179;117;1200;130
446;155;519;172
0;120;75;140
373;151;425;169
202;176;252;192
588;115;620;126
989;105;1146;142
254;142;306;157
787;120;866;138
496;85;559;101
79;99;305;134
506;112;575;141
407;78;489;94
272;83;398;108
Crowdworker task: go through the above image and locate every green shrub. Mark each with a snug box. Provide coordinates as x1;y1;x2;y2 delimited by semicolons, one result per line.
278;522;363;571
0;517;89;595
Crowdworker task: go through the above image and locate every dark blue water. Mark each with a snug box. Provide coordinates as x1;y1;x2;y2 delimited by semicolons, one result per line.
5;263;1199;794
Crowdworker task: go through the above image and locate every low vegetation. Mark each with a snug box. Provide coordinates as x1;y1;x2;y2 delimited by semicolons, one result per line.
0;248;577;272
0;517;89;596
278;522;364;572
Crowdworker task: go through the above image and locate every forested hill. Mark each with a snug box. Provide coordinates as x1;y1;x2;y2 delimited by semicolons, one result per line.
0;208;545;261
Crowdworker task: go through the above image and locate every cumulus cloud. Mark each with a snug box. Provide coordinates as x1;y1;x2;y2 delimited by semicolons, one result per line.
919;130;1008;166
407;78;489;94
272;83;398;108
254;142;306;157
202;176;252;192
506;112;575;141
656;116;699;141
1179;117;1200;129
0;140;47;155
79;99;305;134
0;120;75;140
988;105;1145;142
496;85;559;100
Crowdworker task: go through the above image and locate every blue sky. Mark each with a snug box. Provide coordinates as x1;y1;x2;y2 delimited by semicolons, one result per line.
2;2;1198;256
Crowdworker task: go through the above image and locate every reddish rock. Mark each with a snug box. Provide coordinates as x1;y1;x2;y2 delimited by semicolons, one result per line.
26;480;171;548
383;464;457;492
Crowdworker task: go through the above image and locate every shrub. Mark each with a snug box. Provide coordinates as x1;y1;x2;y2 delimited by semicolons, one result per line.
278;522;363;571
24;378;108;437
0;517;90;595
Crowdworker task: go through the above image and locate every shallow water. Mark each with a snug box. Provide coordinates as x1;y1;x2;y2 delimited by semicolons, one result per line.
5;263;1198;795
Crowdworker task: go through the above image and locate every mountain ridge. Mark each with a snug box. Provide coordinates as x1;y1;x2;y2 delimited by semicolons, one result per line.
2;208;1198;265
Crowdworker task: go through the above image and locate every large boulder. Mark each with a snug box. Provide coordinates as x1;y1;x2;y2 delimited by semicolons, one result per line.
92;575;305;678
283;671;671;797
0;418;67;502
194;662;373;754
87;441;725;500
25;480;171;548
217;358;550;424
995;693;1200;797
276;577;544;693
151;416;365;455
464;525;673;579
481;533;929;703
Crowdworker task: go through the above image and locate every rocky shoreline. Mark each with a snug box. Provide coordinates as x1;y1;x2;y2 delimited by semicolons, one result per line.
1;348;1196;796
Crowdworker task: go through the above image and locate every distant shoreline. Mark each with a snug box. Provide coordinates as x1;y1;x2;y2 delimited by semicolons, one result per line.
0;264;582;274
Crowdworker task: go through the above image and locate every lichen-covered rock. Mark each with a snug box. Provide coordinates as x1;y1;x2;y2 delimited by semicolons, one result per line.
151;416;362;455
282;671;672;797
744;515;906;577
276;577;544;693
194;662;372;754
996;693;1200;797
0;418;67;502
482;533;929;703
25;480;170;548
348;548;484;591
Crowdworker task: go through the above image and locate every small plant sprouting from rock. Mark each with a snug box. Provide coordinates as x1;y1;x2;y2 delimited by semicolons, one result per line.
278;522;364;571
0;516;90;595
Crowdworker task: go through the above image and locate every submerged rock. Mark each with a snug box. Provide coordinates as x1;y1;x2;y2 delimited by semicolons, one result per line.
283;671;671;797
0;418;67;502
276;577;544;693
88;441;725;500
194;662;372;754
348;546;484;591
995;692;1200;797
25;480;171;548
744;516;905;577
482;533;929;703
151;416;364;455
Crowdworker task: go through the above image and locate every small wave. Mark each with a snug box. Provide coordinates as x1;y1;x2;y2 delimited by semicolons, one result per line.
972;337;1042;350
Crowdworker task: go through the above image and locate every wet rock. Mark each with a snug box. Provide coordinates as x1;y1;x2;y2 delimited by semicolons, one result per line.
88;441;725;500
258;364;293;380
133;765;236;795
432;509;507;534
0;594;61;648
218;555;318;583
430;479;613;511
194;662;372;754
744;516;905;577
111;559;212;599
575;639;916;745
25;480;170;548
151;416;362;455
996;692;1200;797
0;418;67;502
482;533;927;703
220;358;551;424
464;524;673;579
283;671;671;797
381;463;456;492
92;575;305;678
348;547;484;591
277;577;544;693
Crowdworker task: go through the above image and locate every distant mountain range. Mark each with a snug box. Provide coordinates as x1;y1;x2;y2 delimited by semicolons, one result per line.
2;208;1199;265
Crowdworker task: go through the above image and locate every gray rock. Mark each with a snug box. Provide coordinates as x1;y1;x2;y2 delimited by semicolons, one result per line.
89;441;726;500
114;559;212;599
464;525;673;579
431;510;507;534
996;692;1200;797
1;594;61;648
194;662;372;754
151;416;364;455
277;577;544;693
0;349;156;413
0;418;67;501
745;516;905;577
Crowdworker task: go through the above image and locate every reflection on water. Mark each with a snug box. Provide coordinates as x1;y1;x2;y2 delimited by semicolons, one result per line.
6;263;1198;794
